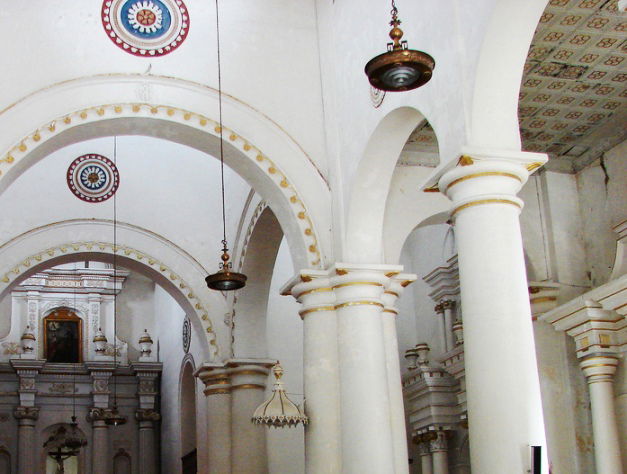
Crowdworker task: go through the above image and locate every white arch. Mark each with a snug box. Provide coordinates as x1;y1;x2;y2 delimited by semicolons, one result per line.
469;0;550;149
0;219;221;360
0;75;330;270
345;107;426;263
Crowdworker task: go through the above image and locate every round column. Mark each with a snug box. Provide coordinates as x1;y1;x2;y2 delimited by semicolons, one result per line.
14;407;38;474
415;438;433;474
430;431;449;474
292;274;341;474
90;417;110;474
580;355;622;474
332;266;394;474
434;304;448;352
136;409;160;473
441;300;456;353
439;156;547;473
229;363;272;474
196;367;232;474
381;275;414;474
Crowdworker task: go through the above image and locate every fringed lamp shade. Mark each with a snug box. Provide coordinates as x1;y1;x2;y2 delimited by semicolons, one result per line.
252;363;308;428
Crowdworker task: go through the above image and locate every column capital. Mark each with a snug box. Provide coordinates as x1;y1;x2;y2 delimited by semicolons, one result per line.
429;430;451;453
135;408;161;422
580;354;620;383
226;359;274;392
195;364;231;396
13;406;39;421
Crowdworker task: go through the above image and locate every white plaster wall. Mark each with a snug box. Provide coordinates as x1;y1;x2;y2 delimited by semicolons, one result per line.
0;1;327;177
0;294;11;339
152;283;209;473
0;135;251;275
265;238;305;474
576;139;627;286
397;223;453;366
116;271;156;360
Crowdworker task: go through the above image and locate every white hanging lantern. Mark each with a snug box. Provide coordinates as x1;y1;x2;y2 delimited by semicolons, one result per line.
93;328;108;353
252;362;308;428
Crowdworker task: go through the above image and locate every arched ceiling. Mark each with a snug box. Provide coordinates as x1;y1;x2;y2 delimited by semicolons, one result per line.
519;0;626;172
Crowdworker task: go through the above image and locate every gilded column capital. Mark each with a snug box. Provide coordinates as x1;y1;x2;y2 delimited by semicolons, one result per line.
135;409;161;422
441;299;455;310
13;406;39;420
195;365;231;396
434;303;444;314
87;407;110;422
433;150;546;220
429;430;452;453
382;273;416;317
580;354;619;383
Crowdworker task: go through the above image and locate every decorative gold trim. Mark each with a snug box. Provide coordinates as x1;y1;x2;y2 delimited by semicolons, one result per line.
526;162;543;172
423;185;440;193
335;301;384;310
458;155;474;166
451;199;521;217
299;306;336;318
445;172;522;191
230;369;267;377
581;355;619;362
385;271;400;277
204;387;231;396
582;363;618;369
231;383;265;391
565;319;621;333
333;282;383;289
384;290;399;297
383;309;398;315
530;296;557;304
296;286;332;298
335;269;348;275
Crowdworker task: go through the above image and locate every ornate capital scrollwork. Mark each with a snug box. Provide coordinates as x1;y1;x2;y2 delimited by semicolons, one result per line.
87;407;109;422
13;406;39;420
135;409;161;422
441;299;455;310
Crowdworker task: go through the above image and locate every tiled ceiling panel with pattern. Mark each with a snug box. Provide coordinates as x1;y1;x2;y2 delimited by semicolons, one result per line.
520;0;626;172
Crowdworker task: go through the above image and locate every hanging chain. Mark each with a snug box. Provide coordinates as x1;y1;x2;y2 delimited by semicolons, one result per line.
215;0;228;250
390;0;399;22
112;135;118;408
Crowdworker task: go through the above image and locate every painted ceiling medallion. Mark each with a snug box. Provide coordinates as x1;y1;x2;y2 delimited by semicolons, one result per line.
67;154;120;203
101;0;189;57
182;317;191;354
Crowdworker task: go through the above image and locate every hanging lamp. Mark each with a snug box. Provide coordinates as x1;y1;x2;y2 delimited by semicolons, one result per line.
205;0;247;292
252;362;308;428
106;136;127;427
365;0;435;92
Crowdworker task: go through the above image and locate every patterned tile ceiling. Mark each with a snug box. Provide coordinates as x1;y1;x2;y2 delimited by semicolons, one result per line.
401;0;626;172
519;0;626;172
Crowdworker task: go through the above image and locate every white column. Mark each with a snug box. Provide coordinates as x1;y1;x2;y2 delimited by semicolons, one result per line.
434;304;448;352
136;410;160;473
14;407;38;474
331;264;396;474
430;431;449;474
381;275;415;474
580;355;623;474
416;438;433;474
196;365;232;474
441;300;456;353
229;361;273;474
438;154;547;473
292;273;341;474
90;416;110;474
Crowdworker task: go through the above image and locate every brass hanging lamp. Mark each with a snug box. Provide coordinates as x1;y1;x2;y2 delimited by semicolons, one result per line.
365;0;435;92
205;0;247;292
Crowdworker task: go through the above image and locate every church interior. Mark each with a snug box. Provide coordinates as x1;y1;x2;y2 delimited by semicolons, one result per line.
0;0;625;473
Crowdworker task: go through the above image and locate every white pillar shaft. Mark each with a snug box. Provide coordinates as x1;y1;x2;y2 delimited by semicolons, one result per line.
138;421;157;474
231;387;268;474
454;202;547;473
382;312;409;474
17;419;36;474
432;451;449;474
588;380;623;474
303;310;341;473
443;307;455;353
206;393;232;474
92;422;110;474
437;312;448;352
335;288;394;474
420;454;433;474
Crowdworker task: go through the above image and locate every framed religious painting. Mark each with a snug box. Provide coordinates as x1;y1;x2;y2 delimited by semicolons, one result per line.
44;309;83;363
